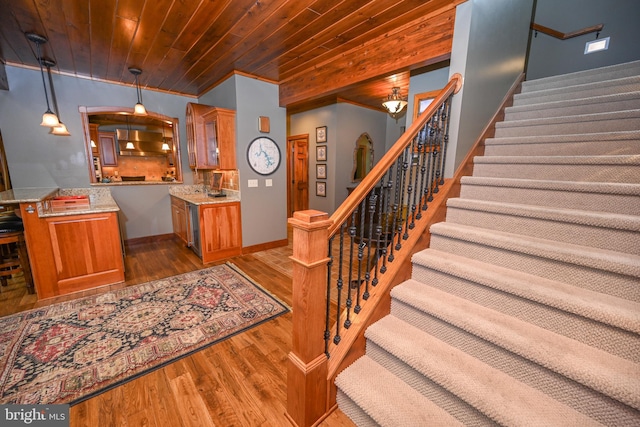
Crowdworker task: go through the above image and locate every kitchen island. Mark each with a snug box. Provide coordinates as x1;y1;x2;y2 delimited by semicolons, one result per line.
0;187;124;299
169;186;242;264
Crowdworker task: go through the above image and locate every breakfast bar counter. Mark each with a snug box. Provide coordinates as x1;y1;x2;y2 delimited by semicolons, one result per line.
0;187;125;300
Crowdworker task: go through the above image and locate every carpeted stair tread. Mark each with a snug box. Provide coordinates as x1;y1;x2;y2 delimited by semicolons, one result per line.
494;110;640;137
520;60;640;92
365;315;607;426
429;221;640;286
459;176;640;215
389;281;640;411
472;154;640;183
513;75;640;105
504;91;640;121
483;130;640;156
410;248;640;334
335;355;463;427
444;197;640;255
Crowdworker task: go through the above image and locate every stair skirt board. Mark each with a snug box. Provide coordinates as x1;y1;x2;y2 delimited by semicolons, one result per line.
335;60;640;426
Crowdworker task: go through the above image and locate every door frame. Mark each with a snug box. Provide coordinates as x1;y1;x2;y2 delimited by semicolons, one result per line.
286;134;309;218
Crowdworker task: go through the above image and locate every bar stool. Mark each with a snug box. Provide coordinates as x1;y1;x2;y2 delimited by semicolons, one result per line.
0;213;34;294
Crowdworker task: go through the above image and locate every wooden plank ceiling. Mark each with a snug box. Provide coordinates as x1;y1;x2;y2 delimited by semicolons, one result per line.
0;0;463;112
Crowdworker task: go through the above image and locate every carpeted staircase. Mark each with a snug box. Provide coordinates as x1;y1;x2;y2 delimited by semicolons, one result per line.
335;61;640;426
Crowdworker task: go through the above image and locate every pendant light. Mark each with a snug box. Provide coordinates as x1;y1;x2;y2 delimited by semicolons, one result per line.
129;67;147;116
42;58;70;136
382;87;408;119
25;32;60;127
125;115;135;149
161;123;170;151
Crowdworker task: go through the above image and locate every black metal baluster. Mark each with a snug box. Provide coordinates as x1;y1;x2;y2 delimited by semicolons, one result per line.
344;211;357;329
379;166;393;273
324;235;334;356
353;199;367;314
333;223;347;345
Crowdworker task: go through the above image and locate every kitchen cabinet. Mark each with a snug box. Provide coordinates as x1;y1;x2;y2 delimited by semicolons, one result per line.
20;206;124;299
185;103;236;170
99;131;118;166
199;202;242;263
170;196;189;244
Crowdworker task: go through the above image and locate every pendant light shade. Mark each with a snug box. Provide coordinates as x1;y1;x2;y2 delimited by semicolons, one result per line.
26;33;60;128
42;58;70;136
129;67;148;116
382;87;408;118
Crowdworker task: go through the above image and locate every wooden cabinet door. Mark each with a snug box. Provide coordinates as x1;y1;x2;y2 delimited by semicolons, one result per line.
170;196;188;244
99;132;118;166
186;103;236;170
20;207;125;299
199;202;242;263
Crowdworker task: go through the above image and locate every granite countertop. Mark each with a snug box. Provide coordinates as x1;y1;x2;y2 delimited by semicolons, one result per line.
0;187;59;203
0;187;120;217
169;185;241;205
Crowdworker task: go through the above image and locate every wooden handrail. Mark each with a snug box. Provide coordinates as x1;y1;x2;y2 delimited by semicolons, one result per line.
531;22;603;40
327;73;463;236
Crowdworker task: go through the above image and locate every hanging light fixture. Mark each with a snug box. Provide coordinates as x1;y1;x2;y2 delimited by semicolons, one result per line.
128;67;147;116
125;115;135;149
382;87;408;119
161;123;170;151
42;58;70;136
25;32;60;127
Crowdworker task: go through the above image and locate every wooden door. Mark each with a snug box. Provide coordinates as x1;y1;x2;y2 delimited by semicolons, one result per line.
287;135;309;217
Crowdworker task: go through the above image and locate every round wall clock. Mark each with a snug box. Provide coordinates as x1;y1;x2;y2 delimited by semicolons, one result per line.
247;136;281;175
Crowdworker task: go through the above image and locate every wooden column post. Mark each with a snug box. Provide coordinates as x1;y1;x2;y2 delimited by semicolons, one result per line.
286;210;332;427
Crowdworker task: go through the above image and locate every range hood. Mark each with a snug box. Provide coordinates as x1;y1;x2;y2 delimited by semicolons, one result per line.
116;129;169;157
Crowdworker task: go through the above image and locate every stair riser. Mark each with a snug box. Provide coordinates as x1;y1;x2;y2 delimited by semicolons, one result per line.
335;391;379;427
484;139;640;156
513;81;640;105
444;206;640;255
428;233;640;301
472;162;640;184
364;340;499;426
520;62;640;92
494;117;640;137
504;97;640;121
458;182;640;215
388;300;640;426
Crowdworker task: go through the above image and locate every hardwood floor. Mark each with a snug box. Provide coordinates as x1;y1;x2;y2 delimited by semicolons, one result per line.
0;235;355;427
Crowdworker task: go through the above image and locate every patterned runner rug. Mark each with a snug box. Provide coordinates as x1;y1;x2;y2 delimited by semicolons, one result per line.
0;262;289;405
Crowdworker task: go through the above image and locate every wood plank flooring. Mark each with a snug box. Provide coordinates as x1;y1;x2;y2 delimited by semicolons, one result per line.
0;235;355;427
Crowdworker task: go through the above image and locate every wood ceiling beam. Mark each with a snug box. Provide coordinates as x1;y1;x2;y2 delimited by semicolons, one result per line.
278;7;455;107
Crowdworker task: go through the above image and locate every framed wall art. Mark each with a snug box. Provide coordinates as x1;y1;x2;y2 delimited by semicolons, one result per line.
316;164;327;179
413;89;440;121
316;181;326;197
316;126;327;143
316;145;327;161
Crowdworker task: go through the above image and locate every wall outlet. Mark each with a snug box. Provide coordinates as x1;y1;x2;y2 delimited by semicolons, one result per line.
248;179;258;188
265;179;272;187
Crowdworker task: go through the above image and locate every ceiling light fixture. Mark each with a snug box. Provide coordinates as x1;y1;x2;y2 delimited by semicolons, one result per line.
42;58;70;136
382;87;408;119
129;67;147;116
25;32;60;127
161;123;170;151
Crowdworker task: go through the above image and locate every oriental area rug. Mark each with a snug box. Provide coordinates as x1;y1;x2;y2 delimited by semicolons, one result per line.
0;262;289;405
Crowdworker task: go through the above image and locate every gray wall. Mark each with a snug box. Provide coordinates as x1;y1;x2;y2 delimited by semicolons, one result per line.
527;0;640;80
406;66;451;128
289;103;386;214
200;75;288;247
447;0;535;176
0;65;194;240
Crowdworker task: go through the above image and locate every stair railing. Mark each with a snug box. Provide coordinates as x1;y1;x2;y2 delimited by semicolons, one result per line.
286;74;463;427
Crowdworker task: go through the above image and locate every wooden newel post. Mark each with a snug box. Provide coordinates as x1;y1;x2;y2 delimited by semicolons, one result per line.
286;210;332;427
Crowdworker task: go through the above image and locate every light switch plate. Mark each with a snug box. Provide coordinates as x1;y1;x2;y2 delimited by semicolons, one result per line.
248;179;258;187
265;179;272;187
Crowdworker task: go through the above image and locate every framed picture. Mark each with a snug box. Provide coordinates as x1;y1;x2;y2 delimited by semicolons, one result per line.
316;181;326;197
316;126;327;143
316;145;327;161
413;89;440;121
316;163;327;179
